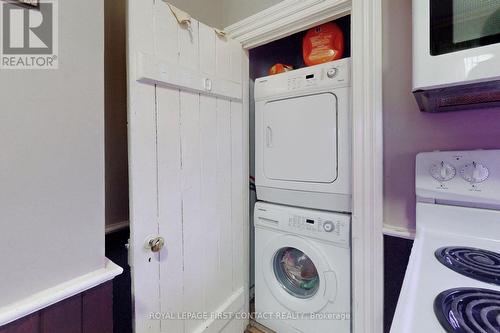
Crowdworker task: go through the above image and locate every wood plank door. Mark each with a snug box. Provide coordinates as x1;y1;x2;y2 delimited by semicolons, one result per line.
127;1;249;333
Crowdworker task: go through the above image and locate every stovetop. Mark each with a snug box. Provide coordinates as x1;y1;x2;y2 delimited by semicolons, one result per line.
435;246;500;286
390;204;500;333
433;240;500;331
434;288;500;333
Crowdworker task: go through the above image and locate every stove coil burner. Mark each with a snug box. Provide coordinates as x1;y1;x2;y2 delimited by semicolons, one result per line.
434;288;500;333
435;247;500;286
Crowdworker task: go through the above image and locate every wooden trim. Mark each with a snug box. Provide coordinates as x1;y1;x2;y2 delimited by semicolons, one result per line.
197;288;245;333
351;0;384;332
0;260;122;326
241;48;251;319
0;313;39;333
0;282;114;333
40;295;82;333
82;282;113;333
224;0;351;49
225;0;384;331
135;52;243;102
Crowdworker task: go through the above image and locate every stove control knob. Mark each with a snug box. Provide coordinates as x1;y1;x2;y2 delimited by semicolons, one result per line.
323;221;335;232
430;161;456;182
460;162;489;183
327;68;338;79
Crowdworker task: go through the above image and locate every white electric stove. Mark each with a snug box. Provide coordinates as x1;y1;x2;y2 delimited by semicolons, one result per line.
391;149;500;333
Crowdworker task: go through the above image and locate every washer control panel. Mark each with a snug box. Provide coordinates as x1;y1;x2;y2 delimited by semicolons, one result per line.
287;215;341;234
416;150;500;206
254;202;350;246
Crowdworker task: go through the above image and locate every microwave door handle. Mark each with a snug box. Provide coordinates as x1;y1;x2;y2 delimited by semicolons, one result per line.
266;126;273;148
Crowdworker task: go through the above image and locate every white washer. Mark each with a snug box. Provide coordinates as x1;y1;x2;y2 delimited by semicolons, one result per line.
391;150;500;333
255;202;351;333
254;58;351;212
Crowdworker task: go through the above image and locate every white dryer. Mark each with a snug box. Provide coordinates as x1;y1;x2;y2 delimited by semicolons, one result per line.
254;58;351;212
254;202;351;333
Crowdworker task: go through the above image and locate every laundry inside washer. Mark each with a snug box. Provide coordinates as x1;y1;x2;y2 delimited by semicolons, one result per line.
274;247;320;297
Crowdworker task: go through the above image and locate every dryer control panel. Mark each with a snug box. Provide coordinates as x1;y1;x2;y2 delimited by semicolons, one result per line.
254;58;351;101
254;202;350;247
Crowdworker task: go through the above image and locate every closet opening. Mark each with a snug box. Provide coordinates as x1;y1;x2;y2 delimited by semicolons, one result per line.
247;14;352;333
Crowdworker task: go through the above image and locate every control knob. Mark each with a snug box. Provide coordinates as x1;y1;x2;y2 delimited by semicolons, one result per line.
460;162;489;183
323;221;335;232
430;161;456;182
327;68;338;79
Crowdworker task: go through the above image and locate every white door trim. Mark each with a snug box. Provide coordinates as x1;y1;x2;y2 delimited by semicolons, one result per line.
225;0;384;331
224;0;351;49
350;0;384;331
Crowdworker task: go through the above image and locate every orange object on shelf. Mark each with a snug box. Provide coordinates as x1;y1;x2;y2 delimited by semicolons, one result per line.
268;63;293;75
303;22;344;66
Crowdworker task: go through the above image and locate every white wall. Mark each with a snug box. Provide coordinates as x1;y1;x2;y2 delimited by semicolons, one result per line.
382;0;500;234
221;0;283;27
0;0;105;307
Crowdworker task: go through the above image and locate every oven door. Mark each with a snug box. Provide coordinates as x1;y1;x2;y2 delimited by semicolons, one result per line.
413;0;500;90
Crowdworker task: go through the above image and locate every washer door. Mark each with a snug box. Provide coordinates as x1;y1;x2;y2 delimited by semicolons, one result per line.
262;234;337;313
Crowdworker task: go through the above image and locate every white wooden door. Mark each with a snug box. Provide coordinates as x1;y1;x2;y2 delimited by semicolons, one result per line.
127;1;249;332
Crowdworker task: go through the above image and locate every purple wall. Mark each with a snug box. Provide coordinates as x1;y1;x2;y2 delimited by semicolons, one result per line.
382;0;500;234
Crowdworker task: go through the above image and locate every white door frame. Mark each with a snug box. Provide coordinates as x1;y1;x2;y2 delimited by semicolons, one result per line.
225;0;384;332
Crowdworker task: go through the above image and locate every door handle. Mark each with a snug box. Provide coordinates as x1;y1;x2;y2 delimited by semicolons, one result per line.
323;271;338;302
266;126;273;148
147;236;165;253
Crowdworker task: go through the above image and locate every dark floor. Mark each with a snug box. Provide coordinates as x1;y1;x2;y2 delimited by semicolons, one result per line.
383;235;413;333
105;228;132;333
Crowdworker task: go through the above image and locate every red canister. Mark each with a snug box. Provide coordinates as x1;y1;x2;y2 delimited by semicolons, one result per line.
303;22;345;66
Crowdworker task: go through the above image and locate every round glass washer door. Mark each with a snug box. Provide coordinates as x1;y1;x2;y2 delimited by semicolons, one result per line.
274;247;320;298
262;234;336;313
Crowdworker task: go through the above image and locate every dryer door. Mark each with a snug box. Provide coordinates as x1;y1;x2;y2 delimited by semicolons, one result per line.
263;93;338;183
262;234;337;313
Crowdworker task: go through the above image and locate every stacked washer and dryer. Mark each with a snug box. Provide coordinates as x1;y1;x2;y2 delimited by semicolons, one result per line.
253;58;352;333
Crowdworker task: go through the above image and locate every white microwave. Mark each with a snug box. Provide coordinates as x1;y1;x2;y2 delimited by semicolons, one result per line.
413;0;500;112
